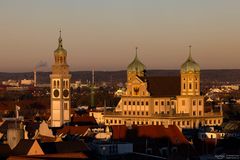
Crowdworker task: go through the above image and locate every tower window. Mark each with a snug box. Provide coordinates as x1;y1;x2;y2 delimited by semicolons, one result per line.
54;81;56;88
183;83;186;89
57;81;60;87
189;83;192;89
64;103;68;110
199;111;202;116
193;100;196;106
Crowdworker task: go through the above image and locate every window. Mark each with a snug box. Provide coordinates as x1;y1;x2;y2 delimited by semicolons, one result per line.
115;120;117;124
146;101;149;105
171;101;174;105
218;120;221;124
199;100;202;106
142;112;144;115
193;100;196;106
137;101;140;105
119;120;121;124
146;112;148;115
110;120;113;124
152;121;154;125
137;111;140;115
209;120;212;124
141;101;144;105
193;111;196;116
199;111;202;116
182;121;185;125
187;121;189;125
128;111;131;115
133;101;135;105
106;120;109;123
124;111;127;115
182;100;185;106
155;101;158;106
133;121;135;125
173;121;176;125
189;83;192;89
195;82;198;89
205;120;207;124
167;101;170;105
133;111;135;115
178;121;180;126
156;121;159;125
141;121;144;125
214;120;216;124
64;103;68;110
124;101;127;105
183;83;186;89
161;101;164;106
167;111;169;114
57;81;60;87
155;112;158;114
129;101;131;105
54;81;56;88
146;121;148;125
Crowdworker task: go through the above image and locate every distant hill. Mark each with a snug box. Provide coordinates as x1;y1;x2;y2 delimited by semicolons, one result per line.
0;69;240;85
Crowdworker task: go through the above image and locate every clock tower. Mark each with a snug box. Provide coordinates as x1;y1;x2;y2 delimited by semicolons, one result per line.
50;30;71;127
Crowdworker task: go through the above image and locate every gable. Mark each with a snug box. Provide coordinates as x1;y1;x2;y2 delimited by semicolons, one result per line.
27;140;44;156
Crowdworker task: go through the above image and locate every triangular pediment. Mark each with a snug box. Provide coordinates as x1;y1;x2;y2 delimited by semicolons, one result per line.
131;76;144;84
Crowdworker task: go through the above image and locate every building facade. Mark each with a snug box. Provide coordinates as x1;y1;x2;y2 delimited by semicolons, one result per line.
50;31;71;127
104;47;223;129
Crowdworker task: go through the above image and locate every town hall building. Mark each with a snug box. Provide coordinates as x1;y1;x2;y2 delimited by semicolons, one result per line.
104;46;223;129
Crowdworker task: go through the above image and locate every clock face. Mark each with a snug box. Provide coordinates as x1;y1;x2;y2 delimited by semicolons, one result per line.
63;89;69;97
53;89;59;97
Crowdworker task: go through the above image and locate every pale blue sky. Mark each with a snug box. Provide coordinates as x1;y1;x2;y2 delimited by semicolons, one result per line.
0;0;240;72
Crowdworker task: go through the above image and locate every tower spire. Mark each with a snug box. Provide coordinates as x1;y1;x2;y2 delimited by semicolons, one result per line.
188;45;192;60
58;29;63;48
135;47;138;58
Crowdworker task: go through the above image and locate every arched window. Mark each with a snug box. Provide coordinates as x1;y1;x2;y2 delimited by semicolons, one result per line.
189;83;192;89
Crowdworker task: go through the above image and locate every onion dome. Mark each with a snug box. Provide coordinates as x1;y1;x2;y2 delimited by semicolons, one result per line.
54;30;67;57
181;45;200;73
127;47;145;73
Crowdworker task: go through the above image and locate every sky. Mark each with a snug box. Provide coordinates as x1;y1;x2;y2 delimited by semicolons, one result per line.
1;0;240;72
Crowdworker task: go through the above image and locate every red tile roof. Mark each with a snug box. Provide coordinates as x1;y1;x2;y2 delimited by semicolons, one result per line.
57;126;90;136
112;125;188;145
146;76;181;97
71;115;97;125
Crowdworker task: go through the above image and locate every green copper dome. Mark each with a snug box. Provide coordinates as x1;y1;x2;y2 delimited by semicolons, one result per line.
127;49;145;72
181;46;200;73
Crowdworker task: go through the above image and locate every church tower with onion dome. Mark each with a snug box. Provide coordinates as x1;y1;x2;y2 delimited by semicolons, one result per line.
50;30;71;127
180;45;200;96
127;47;146;81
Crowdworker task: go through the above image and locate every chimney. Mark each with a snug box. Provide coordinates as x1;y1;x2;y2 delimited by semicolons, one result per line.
34;66;37;87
